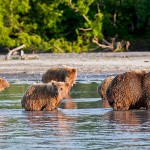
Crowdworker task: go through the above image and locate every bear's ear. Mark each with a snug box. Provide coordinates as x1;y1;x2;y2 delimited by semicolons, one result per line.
46;83;53;92
51;80;56;85
65;82;70;87
72;68;77;72
141;69;147;74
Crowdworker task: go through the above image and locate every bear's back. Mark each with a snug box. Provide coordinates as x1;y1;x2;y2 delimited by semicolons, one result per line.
106;70;146;109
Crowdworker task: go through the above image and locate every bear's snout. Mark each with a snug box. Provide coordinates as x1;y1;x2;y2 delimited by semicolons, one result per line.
54;90;59;96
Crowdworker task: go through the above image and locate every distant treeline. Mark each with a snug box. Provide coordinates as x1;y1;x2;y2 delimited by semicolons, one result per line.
0;0;149;52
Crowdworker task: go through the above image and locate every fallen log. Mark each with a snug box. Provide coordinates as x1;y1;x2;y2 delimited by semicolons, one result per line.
5;44;39;60
20;50;39;60
5;44;26;60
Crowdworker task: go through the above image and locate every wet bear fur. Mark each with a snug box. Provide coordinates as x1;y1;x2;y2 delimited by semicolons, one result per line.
42;66;77;93
98;76;115;101
0;77;9;91
143;72;150;109
106;70;147;111
97;76;114;108
21;81;69;111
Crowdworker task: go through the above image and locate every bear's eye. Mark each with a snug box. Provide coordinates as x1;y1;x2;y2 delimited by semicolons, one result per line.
60;88;63;91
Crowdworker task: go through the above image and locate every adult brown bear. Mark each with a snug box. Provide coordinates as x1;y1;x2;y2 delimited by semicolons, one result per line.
106;70;147;110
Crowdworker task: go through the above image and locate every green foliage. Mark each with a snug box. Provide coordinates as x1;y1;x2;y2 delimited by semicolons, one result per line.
101;0;150;39
0;0;149;52
135;0;150;29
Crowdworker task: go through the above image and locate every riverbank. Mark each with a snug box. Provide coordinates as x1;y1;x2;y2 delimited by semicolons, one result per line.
0;52;150;81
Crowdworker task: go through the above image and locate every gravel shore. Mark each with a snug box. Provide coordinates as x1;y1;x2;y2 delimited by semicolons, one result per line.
0;52;150;81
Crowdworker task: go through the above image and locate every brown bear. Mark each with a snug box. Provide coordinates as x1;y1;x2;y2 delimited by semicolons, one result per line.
21;81;70;111
97;76;114;108
42;66;77;94
142;72;150;109
0;77;9;91
98;76;115;101
106;70;147;111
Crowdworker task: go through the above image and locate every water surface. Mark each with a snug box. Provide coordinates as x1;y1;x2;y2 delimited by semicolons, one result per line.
0;76;150;150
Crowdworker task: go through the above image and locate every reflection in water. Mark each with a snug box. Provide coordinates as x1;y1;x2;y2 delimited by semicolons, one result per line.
26;109;76;126
0;116;7;129
71;82;99;98
99;99;111;108
1;80;150;149
63;98;77;109
25;109;77;142
61;94;78;109
104;110;150;132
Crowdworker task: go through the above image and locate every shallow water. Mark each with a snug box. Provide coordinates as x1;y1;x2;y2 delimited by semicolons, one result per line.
1;77;150;150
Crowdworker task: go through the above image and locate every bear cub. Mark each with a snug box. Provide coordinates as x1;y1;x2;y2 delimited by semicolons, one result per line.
21;81;69;111
0;77;9;91
42;66;77;94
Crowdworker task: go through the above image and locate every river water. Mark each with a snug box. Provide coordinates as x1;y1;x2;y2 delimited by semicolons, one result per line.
0;75;150;150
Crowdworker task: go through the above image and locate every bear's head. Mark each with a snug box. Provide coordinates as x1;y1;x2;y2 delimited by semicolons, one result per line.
98;76;114;100
46;82;59;97
0;77;9;91
65;66;77;86
50;80;70;99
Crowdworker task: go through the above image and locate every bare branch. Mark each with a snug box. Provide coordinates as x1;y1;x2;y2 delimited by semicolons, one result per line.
102;38;112;46
96;3;100;13
126;41;130;51
53;44;64;53
114;40;130;52
93;37;113;50
113;11;117;27
21;53;39;60
5;44;26;60
67;0;78;12
79;28;92;31
82;14;89;22
5;44;39;60
89;46;100;51
93;35;130;52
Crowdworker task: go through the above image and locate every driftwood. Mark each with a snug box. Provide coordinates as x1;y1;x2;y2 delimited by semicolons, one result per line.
20;50;39;60
5;44;39;60
5;44;26;60
93;35;130;52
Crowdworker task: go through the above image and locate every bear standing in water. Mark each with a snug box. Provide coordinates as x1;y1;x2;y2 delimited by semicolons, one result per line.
21;81;70;111
106;70;147;111
42;66;77;94
143;72;150;109
97;76;114;108
98;76;115;101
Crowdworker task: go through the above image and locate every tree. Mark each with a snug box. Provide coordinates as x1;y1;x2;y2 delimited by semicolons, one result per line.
0;0;149;52
0;0;30;46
